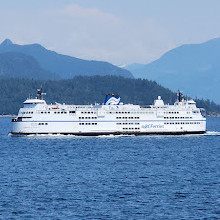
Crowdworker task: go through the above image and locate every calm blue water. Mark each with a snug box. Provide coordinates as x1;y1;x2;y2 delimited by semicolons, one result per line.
0;117;219;219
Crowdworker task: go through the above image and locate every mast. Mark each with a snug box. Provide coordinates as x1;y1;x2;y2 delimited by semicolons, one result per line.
37;88;46;100
177;90;183;102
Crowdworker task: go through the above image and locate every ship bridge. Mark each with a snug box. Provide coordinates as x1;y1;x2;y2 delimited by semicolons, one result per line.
23;99;46;107
23;99;46;105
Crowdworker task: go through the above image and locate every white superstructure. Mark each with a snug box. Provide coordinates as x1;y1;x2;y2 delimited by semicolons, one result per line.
11;89;206;135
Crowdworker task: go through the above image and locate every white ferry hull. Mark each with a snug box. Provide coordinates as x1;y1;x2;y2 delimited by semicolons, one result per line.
11;120;206;135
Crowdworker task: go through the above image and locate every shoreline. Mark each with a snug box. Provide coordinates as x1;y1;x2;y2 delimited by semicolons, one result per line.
207;114;220;117
0;115;16;117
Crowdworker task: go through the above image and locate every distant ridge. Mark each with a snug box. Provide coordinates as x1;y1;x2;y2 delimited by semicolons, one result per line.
1;39;13;46
0;52;58;80
0;39;133;79
125;37;220;104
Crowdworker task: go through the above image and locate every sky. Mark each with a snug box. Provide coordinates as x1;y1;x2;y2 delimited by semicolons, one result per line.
0;0;220;65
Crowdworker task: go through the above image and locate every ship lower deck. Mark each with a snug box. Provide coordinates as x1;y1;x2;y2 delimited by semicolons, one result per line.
11;118;206;136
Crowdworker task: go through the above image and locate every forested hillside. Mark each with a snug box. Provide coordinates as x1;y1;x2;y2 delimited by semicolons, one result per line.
0;75;219;115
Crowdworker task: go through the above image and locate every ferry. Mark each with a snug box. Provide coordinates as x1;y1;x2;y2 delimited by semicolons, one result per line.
11;89;206;135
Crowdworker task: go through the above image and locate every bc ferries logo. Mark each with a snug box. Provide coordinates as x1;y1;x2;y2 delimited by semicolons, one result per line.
142;124;164;129
105;95;121;105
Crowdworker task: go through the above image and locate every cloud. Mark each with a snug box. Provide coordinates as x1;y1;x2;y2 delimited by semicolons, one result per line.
0;4;174;65
58;4;117;20
44;4;174;64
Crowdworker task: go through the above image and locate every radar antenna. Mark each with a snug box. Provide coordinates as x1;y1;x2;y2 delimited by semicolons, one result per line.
37;87;46;100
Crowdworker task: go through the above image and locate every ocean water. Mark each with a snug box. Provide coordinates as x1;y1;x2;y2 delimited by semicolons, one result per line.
0;117;219;219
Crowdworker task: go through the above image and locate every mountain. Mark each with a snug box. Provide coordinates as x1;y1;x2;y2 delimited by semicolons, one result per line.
126;38;220;104
0;39;133;79
0;75;219;115
124;63;146;72
0;52;58;80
